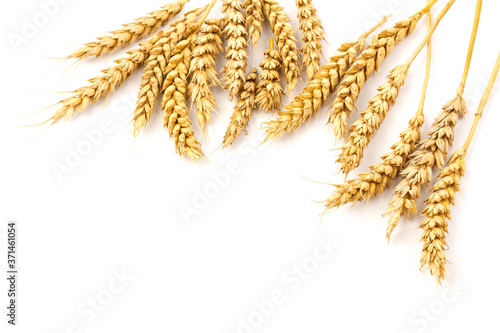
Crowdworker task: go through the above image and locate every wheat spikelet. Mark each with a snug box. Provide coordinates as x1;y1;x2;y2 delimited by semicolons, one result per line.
222;69;258;148
261;17;389;143
245;0;264;45
187;19;223;138
384;94;466;241
296;0;326;81
68;0;190;60
324;111;424;211
255;39;284;113
327;2;435;140
263;0;300;92
45;8;206;126
222;0;249;100
132;12;202;136
337;64;410;175
419;148;465;284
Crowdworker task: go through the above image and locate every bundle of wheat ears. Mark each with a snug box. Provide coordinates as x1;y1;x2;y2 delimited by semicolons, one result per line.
42;0;499;285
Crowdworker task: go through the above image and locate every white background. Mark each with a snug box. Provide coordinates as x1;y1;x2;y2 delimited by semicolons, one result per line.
1;0;500;332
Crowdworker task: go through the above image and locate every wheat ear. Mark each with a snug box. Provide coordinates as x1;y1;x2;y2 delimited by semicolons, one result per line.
132;11;204;136
263;0;300;92
187;19;223;138
67;0;190;60
161;1;216;160
222;0;249;100
245;0;264;45
327;0;437;140
337;1;452;176
296;0;326;81
420;47;498;284
45;7;207;126
222;69;259;148
255;39;284;113
262;17;388;143
384;0;481;242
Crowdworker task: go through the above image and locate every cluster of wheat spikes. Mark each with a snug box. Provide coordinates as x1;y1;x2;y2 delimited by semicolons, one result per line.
43;0;495;285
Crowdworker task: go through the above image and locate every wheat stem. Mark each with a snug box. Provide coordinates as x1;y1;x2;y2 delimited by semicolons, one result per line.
459;0;482;90
463;50;500;150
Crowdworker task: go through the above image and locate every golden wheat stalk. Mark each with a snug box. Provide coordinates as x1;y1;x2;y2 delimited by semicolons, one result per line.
222;0;249;100
262;17;389;143
296;0;326;81
67;0;190;60
187;19;223;138
384;0;482;242
245;0;264;45
327;0;436;140
255;39;284;113
161;1;217;160
263;0;300;92
420;42;497;286
222;69;259;148
45;7;207;126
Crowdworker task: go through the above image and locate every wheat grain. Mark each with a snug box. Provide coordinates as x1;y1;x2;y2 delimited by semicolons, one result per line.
263;0;300;92
187;19;223;138
327;1;436;140
161;1;217;160
222;0;249;100
255;39;284;113
296;0;326;81
222;69;258;148
262;17;390;143
245;0;264;45
68;0;190;60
